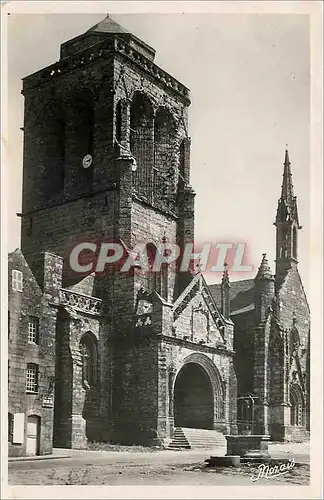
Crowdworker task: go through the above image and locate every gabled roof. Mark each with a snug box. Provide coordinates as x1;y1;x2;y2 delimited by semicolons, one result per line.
208;279;255;316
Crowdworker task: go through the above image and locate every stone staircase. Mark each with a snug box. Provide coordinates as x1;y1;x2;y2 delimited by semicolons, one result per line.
167;427;227;451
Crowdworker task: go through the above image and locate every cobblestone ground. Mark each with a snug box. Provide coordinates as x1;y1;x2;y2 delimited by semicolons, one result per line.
8;462;310;486
8;445;310;486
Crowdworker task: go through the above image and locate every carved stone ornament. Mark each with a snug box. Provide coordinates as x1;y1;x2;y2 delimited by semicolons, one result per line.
59;289;102;315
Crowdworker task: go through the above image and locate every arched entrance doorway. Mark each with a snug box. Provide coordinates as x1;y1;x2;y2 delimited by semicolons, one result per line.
174;363;214;429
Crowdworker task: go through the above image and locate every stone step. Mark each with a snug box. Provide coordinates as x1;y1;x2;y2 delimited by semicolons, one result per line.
167;444;191;449
182;427;227;448
167;427;227;450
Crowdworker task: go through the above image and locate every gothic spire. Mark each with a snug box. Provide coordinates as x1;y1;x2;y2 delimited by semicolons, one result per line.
280;148;295;207
275;148;300;226
275;149;301;286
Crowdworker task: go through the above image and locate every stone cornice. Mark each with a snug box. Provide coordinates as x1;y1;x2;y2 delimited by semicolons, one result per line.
113;39;190;104
22;35;190;105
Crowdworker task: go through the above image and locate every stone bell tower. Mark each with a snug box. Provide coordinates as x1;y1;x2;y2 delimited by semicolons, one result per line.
20;15;194;294
20;16;197;446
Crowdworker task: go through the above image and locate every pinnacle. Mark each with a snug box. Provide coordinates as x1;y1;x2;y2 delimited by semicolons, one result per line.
221;263;230;284
255;253;273;280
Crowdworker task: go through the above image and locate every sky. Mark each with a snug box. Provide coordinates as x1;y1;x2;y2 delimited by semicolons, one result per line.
6;12;310;291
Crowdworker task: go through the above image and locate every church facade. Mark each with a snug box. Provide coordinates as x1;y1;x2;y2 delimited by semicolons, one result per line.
8;17;309;456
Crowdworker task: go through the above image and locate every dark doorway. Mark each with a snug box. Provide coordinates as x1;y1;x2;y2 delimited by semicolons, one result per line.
174;363;214;429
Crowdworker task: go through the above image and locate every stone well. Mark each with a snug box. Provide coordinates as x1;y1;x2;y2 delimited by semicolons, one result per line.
225;435;270;459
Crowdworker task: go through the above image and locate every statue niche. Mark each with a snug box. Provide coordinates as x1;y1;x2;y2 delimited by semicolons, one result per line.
191;301;210;343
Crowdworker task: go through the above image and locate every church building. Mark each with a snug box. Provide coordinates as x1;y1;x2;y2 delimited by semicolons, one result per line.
210;150;310;442
8;16;309;456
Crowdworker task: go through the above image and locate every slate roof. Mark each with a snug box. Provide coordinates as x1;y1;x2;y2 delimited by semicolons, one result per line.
87;16;129;34
209;279;255;316
88;16;155;55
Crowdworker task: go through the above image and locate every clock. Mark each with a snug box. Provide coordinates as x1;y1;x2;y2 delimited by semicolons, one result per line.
82;154;93;169
131;158;137;172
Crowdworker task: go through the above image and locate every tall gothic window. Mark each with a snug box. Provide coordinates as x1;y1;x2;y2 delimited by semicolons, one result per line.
154;107;175;175
130;92;154;197
79;332;98;389
280;245;287;259
57;113;65;191
290;384;305;426
115;100;122;143
70;90;94;191
293;227;297;259
179;139;186;182
289;326;300;357
42;101;66;196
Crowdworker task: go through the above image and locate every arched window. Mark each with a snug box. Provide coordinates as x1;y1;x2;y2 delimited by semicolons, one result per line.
79;332;98;389
72;92;94;156
290;384;305;426
69;90;95;190
289;327;300;356
130;92;154;197
280;245;287;259
44;102;66;195
115;100;122;143
154;107;176;175
293;227;297;259
57;114;65;189
179;139;186;183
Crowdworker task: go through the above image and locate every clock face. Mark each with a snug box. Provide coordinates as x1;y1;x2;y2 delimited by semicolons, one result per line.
82;154;93;169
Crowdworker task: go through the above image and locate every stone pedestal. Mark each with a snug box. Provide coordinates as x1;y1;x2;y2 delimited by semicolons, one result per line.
225;435;270;458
